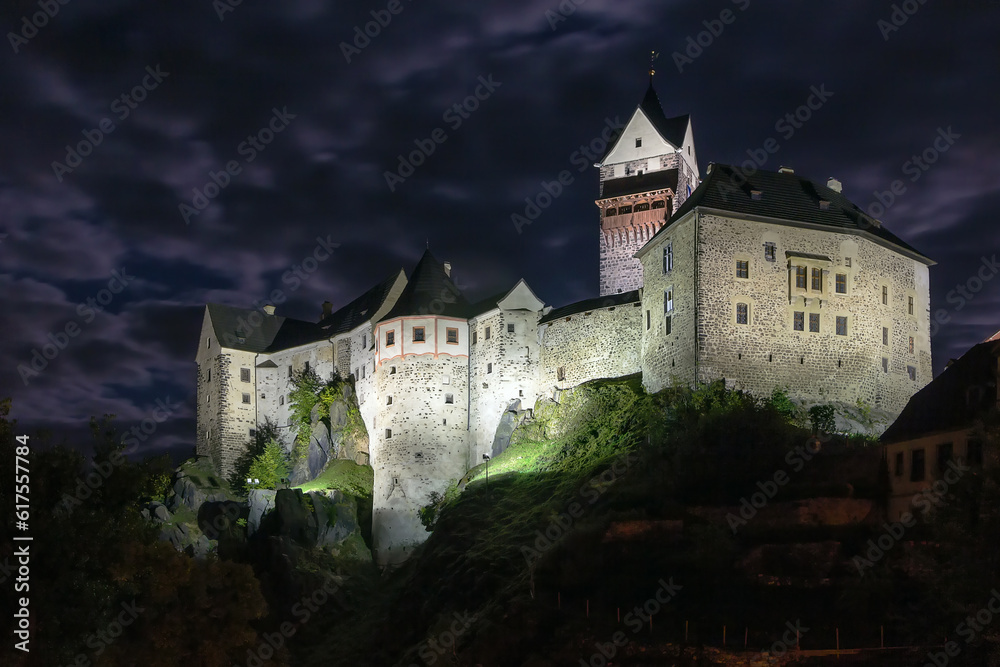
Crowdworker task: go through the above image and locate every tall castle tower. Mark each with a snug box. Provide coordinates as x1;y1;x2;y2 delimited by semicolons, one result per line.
596;76;699;296
371;251;471;566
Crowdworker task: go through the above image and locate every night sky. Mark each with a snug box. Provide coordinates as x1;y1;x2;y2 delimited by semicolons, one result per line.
2;0;998;461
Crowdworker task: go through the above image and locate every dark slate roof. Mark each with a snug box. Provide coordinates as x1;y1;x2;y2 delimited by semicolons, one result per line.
642;164;932;263
318;270;402;336
466;289;510;318
379;250;470;321
539;290;640;325
599;82;690;162
207;303;307;353
265;317;328;352
881;340;1000;443
600;168;678;200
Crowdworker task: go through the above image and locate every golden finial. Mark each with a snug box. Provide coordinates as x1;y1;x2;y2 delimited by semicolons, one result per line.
649;50;659;79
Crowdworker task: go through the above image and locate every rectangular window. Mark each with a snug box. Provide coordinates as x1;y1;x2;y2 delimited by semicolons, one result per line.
907;365;917;381
485;326;491;340
811;268;822;291
937;443;953;473
304;361;310;372
836;316;847;336
882;285;888;305
446;327;459;344
664;315;672;335
362;335;366;348
361;366;365;379
288;365;293;378
909;336;914;354
967;439;983;466
472;330;477;344
736;303;748;325
279;395;284;405
845;257;852;267
736;260;749;279
908;296;914;315
487;363;493;374
809;313;820;333
795;266;807;289
413;327;425;342
646;310;650;330
240;368;251;382
557;366;565;381
386;396;393;405
445;393;454;404
664;290;673;313
386;331;395;346
507;323;515;334
206;337;211;348
635;138;642;148
911;449;925;482
883;327;889;346
894;452;904;477
793;311;804;331
385;429;392;439
882;357;889;373
242;393;251;404
389;366;396;375
206;368;211;382
764;242;776;262
836;273;847;294
663;243;673;273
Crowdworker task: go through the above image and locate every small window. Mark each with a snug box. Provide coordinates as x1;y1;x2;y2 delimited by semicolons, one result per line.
288;365;293;378
793;311;804;331
390;366;396;374
908;296;914;315
883;327;889;346
385;429;392;439
206;368;211;382
882;357;889;373
664;315;672;335
736;303;748;325
845;257;852;267
910;449;925;482
487;363;493;374
413;327;425;342
240;368;251;382
386;331;395;346
206;337;211;348
443;419;447;426
387;396;392;405
605;208;616;218
907;365;917;381
242;393;251;404
663;243;673;273
836;274;847;294
811;268;822;291
472;330;477;344
249;428;255;437
485;327;491;340
751;190;762;200
442;375;450;385
795;266;807;289
809;313;820;333
304;361;310;372
909;337;914;354
819;200;831;210
507;323;515;334
415;452;423;460
557;367;565;381
354;367;358;379
836;316;847;336
279;395;284;405
894;452;904;477
664;290;673;313
882;285;888;305
635;138;642;148
646;310;650;330
651;199;666;209
446;328;459;344
362;335;366;348
764;242;776;262
445;393;454;404
618;204;632;215
736;260;749;279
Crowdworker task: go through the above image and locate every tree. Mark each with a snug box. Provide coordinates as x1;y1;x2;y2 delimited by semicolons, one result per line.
248;440;291;490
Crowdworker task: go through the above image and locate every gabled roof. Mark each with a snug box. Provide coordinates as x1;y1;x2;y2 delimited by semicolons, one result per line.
600;168;678;200
319;269;404;336
600;82;690;163
206;303;314;353
380;250;470;321
881;339;1000;443
467;278;546;318
637;165;932;264
539;290;640;325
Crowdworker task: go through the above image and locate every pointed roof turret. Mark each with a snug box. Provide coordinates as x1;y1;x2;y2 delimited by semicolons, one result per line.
598;80;691;164
379;249;469;321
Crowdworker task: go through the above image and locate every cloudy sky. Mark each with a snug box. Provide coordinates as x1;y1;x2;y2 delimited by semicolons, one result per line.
2;0;998;461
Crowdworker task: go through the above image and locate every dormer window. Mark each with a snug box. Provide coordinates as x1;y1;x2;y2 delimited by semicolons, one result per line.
819;200;831;210
751;190;762;201
635;138;642;148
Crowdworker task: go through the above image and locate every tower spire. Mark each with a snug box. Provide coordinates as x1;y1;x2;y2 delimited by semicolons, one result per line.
648;50;659;83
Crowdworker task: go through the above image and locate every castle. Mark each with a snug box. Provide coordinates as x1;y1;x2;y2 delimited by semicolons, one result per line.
196;80;933;565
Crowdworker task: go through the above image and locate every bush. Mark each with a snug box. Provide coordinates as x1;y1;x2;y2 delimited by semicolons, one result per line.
228;417;281;495
809;404;837;434
247;441;290;490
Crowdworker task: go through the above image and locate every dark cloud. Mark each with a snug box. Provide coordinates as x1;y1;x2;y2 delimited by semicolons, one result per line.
2;0;998;458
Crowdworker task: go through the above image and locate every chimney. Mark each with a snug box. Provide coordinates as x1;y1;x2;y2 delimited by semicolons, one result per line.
321;301;333;320
262;304;276;316
443;261;452;277
778;166;794;174
827;177;843;193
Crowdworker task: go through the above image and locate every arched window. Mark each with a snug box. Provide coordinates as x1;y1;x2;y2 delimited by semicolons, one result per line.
634;202;650;212
651;199;666;209
605;208;617;217
618;204;633;215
